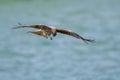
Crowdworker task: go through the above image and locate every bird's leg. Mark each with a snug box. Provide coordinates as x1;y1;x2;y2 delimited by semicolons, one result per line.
49;34;53;40
50;37;53;40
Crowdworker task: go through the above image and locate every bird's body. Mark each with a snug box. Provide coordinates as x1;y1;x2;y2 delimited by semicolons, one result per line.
13;24;95;43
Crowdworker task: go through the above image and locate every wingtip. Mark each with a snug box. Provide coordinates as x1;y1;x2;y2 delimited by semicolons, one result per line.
87;39;95;43
83;39;95;44
12;26;20;29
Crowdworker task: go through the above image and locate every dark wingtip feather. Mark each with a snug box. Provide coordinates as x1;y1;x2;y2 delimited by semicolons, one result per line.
12;26;27;29
72;32;95;44
82;39;95;44
12;22;26;29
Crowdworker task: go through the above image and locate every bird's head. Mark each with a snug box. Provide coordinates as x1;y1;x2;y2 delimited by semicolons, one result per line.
49;26;57;37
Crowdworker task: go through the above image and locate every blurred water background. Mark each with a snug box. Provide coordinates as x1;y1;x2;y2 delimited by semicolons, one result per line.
0;0;120;80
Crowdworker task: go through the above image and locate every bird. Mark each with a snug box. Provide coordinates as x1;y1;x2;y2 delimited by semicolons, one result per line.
13;23;95;44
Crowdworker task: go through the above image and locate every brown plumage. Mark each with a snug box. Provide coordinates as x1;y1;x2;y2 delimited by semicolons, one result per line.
13;24;95;43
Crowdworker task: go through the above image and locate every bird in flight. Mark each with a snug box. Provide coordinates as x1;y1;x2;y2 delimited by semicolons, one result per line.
13;23;95;44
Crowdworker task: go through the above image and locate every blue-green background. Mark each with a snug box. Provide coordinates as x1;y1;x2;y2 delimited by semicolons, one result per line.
0;0;120;80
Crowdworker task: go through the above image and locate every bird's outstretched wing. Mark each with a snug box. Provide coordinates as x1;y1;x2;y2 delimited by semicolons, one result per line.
12;24;51;30
12;23;54;40
27;30;49;38
56;28;95;43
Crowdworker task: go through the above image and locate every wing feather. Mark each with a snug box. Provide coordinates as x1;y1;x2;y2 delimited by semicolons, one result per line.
56;28;95;43
12;24;51;30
